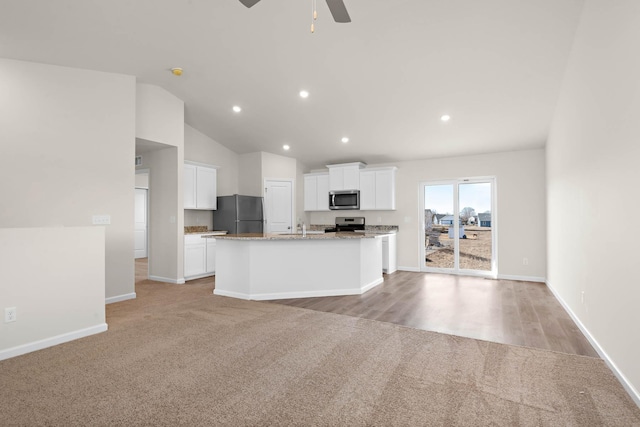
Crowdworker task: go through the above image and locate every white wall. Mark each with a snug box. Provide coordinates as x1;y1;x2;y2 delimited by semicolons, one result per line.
238;152;263;197
136;83;185;147
261;152;297;181
135;171;149;189
546;0;640;402
184;124;239;196
309;149;547;278
0;227;106;359
144;146;182;283
135;84;185;283
0;58;136;301
296;160;308;226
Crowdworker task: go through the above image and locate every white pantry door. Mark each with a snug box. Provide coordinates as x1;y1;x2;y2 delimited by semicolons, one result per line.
265;180;293;233
134;188;148;258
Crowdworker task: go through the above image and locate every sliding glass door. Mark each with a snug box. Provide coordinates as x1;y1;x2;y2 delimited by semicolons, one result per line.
421;178;496;277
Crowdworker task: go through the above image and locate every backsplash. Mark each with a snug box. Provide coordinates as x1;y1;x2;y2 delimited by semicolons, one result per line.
184;209;213;230
185;225;209;233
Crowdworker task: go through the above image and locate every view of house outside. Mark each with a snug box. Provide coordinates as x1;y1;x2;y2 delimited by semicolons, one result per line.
424;182;492;271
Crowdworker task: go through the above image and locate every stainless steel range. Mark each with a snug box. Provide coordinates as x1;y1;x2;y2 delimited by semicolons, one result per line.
325;216;365;233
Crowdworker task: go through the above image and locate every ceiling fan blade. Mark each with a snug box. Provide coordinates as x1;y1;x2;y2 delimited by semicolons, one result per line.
239;0;261;8
325;0;351;23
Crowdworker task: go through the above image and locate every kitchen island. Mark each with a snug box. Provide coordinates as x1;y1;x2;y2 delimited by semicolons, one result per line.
209;232;384;300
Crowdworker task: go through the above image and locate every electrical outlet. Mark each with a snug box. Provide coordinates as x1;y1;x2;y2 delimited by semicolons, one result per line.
5;307;16;323
523;257;528;265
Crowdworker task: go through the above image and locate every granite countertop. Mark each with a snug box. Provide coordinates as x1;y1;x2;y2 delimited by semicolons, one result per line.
185;230;228;235
309;224;399;234
209;232;381;241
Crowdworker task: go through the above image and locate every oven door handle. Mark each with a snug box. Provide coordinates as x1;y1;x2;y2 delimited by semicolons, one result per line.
331;194;335;207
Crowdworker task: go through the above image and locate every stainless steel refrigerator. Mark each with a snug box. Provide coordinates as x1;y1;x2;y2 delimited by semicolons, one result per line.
213;195;264;234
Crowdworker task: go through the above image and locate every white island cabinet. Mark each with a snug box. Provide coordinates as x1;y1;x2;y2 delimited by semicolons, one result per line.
213;233;383;300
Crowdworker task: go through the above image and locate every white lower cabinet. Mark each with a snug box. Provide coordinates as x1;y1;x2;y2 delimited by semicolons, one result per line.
206;238;216;274
381;233;397;274
184;234;216;280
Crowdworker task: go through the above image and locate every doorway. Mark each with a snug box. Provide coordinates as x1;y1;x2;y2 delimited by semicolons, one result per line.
420;178;496;277
264;179;293;233
134;188;148;258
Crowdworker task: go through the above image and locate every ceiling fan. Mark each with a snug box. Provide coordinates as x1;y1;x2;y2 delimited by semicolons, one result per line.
239;0;351;24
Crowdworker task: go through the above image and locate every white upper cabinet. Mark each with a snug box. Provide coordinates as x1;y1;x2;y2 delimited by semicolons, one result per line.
184;162;217;210
304;172;330;211
327;162;366;191
359;167;397;210
184;164;197;209
359;170;376;210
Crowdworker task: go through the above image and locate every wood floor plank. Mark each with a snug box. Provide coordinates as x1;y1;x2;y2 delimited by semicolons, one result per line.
269;270;598;358
134;259;597;358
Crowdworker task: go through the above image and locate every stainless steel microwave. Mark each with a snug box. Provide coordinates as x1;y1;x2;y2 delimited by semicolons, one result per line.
329;190;360;210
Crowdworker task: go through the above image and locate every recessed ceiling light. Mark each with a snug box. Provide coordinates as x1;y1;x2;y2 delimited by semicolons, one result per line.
232;105;242;113
283;144;290;151
441;114;451;122
299;90;309;98
341;137;349;143
171;67;183;76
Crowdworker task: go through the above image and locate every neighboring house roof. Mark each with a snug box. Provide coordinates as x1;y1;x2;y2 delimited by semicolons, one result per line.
440;215;455;222
478;213;492;222
436;214;447;220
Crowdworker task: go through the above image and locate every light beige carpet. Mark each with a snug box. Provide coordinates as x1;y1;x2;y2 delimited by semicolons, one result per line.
1;280;639;426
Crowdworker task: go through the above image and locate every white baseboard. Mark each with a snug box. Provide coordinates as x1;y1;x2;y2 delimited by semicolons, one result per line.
105;292;136;304
149;275;184;284
184;272;214;281
398;266;421;272
213;289;250;300
214;278;384;301
497;274;546;283
360;277;384;293
546;280;640;407
0;323;108;361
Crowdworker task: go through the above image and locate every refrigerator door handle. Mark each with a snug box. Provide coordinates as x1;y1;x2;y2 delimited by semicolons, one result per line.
261;197;266;232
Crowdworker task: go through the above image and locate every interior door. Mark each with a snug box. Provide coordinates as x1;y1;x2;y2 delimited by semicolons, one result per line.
134;188;148;258
265;180;293;233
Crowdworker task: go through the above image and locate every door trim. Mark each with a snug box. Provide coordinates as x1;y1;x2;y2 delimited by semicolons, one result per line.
419;176;497;278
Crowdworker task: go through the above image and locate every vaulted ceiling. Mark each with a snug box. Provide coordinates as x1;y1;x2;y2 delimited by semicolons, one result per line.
0;0;585;168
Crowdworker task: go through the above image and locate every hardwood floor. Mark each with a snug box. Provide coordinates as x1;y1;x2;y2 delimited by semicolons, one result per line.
271;271;598;357
134;258;597;357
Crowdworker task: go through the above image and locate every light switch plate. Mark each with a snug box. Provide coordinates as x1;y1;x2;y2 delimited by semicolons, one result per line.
92;215;111;225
